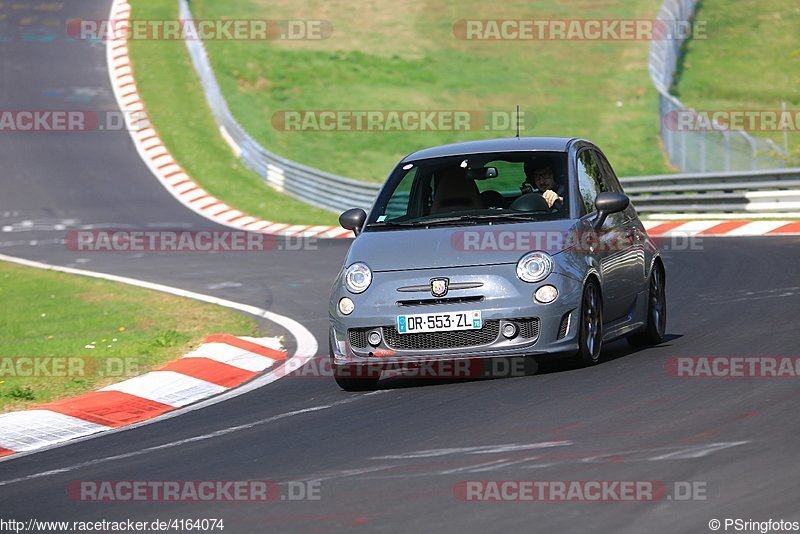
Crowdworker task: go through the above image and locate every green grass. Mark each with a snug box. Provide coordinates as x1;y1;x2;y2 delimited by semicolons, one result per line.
127;0;338;225
0;262;261;412
674;0;800;156
128;0;672;197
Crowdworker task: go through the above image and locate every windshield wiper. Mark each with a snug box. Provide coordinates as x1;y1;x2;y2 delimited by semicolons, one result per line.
417;213;541;225
368;216;482;228
368;212;541;229
366;220;423;228
469;212;542;222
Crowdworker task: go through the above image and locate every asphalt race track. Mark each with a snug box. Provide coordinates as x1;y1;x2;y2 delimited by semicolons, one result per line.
2;1;800;532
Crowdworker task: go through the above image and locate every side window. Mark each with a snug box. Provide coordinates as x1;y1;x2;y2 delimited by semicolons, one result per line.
576;149;606;215
594;150;622;193
595;150;636;220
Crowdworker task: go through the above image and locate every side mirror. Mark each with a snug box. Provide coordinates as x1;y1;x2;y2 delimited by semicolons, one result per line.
592;192;629;230
339;208;367;236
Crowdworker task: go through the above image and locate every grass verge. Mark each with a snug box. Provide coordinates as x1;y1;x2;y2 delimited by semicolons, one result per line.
0;261;261;413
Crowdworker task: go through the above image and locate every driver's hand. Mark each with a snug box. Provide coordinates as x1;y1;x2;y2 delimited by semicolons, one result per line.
542;189;562;208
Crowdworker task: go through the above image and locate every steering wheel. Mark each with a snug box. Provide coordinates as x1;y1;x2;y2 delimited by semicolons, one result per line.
509;192;557;213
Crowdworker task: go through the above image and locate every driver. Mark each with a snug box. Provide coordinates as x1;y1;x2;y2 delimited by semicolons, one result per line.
522;160;564;210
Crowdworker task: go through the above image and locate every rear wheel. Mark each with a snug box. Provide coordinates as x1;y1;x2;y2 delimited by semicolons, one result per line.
628;262;667;347
574;279;603;366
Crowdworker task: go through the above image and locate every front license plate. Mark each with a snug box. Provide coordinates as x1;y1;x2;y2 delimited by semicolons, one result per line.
396;311;482;334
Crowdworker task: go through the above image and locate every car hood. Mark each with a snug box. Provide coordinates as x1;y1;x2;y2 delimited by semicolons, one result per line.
346;219;580;272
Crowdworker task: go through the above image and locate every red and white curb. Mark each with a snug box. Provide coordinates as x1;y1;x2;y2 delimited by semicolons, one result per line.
0;334;286;458
643;220;800;237
105;0;350;240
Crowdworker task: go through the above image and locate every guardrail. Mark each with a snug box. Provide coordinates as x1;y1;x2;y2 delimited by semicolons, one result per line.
178;0;381;213
648;0;786;172
621;168;800;213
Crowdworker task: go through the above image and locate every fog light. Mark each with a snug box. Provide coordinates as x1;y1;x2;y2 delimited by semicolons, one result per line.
338;297;354;315
534;285;558;304
502;322;518;339
368;330;382;347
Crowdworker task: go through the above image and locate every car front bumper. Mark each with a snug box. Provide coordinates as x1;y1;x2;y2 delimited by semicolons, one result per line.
329;263;583;366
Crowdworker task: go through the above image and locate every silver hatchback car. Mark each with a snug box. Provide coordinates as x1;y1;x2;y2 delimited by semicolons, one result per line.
329;137;666;391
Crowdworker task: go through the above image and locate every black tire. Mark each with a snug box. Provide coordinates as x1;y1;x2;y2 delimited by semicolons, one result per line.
329;339;380;391
574;278;603;366
332;362;381;391
628;262;667;347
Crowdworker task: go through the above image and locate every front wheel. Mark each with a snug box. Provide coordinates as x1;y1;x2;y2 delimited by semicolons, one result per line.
329;339;381;391
628;262;667;347
574;279;603;366
332;362;381;391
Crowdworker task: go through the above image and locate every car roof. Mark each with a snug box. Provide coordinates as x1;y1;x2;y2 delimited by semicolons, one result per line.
401;137;579;162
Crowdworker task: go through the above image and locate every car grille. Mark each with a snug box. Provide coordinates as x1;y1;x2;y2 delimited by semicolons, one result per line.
383;321;501;350
517;318;540;339
396;296;484;307
348;329;368;349
349;318;539;351
557;312;571;339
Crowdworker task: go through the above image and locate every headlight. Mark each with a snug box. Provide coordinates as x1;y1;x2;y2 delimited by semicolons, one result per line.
344;262;372;293
516;252;553;283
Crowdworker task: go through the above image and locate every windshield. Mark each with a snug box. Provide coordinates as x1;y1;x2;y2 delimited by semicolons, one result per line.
366;151;570;229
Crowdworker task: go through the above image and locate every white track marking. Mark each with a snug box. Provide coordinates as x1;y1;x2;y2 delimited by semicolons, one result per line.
648;441;749;460
370;441;573;460
435;456;544;475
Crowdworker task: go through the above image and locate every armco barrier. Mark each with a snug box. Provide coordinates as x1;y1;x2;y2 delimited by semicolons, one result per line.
621;168;800;213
